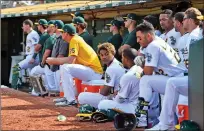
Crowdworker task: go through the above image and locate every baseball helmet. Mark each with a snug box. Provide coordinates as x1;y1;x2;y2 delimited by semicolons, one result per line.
114;113;137;131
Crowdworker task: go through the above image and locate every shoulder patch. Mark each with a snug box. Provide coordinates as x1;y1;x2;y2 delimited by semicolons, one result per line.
145;53;152;63
105;73;111;83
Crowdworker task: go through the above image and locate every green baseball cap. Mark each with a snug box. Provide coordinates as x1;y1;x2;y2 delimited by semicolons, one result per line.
71;12;84;19
62;24;76;34
35;19;48;26
123;13;137;21
48;20;56;27
54;20;64;31
72;17;85;25
106;20;121;29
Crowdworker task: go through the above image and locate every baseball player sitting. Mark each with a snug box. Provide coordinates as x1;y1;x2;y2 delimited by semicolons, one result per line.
98;48;160;125
159;9;181;52
46;24;103;106
44;20;68;92
14;19;40;78
30;20;56;96
147;8;203;130
134;22;186;128
78;42;126;108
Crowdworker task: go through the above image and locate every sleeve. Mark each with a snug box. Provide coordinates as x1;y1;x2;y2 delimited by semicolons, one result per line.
104;67;116;87
31;33;40;45
69;39;79;56
59;40;68;56
144;44;160;67
39;34;49;46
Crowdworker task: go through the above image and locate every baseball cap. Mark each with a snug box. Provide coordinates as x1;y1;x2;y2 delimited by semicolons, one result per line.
62;24;76;35
123;13;137;21
72;17;85;25
48;20;56;27
54;20;64;31
71;12;84;19
106;20;121;29
35;19;48;26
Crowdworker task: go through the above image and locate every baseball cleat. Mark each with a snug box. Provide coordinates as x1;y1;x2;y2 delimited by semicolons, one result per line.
53;97;67;103
55;100;77;107
145;123;175;131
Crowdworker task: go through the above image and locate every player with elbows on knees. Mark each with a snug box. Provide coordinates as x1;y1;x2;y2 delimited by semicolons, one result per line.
134;22;186;128
147;8;203;131
78;42;126;108
30;20;56;96
46;24;103;106
98;48;160;126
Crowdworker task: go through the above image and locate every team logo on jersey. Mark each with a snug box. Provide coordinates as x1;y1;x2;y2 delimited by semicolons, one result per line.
169;36;176;45
70;48;75;54
32;37;38;42
145;53;152;63
27;47;30;52
105;73;111;83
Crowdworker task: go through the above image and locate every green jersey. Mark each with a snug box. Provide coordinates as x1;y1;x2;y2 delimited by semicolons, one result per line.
38;32;50;62
79;31;93;48
122;29;140;50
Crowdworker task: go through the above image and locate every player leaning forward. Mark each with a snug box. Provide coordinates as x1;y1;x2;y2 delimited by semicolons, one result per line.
147;7;203;131
78;42;126;108
46;24;103;106
135;22;186;127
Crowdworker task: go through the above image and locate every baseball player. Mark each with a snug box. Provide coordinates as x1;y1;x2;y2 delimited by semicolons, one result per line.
44;20;68;92
106;20;123;60
148;8;203;130
30;20;56;96
72;17;93;48
16;19;40;75
32;19;50;65
143;15;161;36
46;24;103;106
118;13;140;55
159;9;181;52
98;48;160;126
78;42;126;108
134;22;186;128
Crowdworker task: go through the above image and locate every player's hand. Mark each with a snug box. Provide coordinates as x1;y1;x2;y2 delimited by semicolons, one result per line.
134;56;145;68
29;58;35;64
46;57;55;65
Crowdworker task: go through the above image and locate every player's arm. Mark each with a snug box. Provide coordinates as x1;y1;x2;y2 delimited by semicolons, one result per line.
100;85;112;96
46;56;76;65
41;49;52;65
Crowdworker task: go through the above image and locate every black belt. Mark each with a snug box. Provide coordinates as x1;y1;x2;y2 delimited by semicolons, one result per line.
184;73;188;76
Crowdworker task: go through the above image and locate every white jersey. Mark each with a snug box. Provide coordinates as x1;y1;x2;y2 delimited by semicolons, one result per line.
144;38;186;77
26;30;40;55
160;28;181;52
116;65;143;105
177;33;189;71
104;58;126;92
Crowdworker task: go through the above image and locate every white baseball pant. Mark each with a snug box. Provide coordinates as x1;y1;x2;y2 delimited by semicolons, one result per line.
60;64;102;103
159;76;188;127
78;93;108;108
18;54;39;69
44;65;60;91
98;100;136;114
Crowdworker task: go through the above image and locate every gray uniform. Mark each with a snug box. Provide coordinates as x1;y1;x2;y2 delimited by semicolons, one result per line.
44;34;68;91
50;35;68;72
